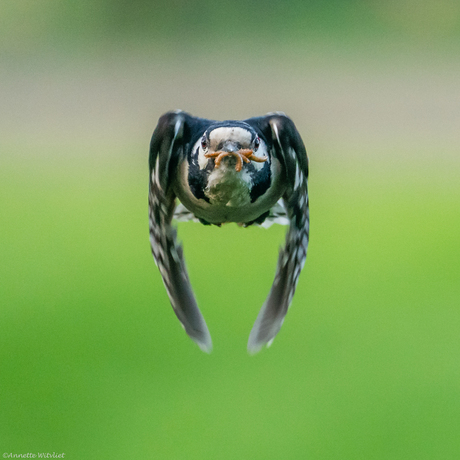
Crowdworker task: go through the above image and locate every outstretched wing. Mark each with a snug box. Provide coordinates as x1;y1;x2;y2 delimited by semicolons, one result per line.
149;111;212;352
245;113;310;354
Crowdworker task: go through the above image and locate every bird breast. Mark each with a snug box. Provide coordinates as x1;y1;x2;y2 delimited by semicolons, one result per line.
204;163;252;207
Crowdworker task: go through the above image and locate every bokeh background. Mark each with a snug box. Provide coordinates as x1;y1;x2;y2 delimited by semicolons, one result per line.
1;1;459;458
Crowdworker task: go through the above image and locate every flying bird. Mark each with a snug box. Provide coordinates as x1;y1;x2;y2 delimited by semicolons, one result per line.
148;110;309;354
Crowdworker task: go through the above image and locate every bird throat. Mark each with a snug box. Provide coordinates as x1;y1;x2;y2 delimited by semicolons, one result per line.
204;163;252;207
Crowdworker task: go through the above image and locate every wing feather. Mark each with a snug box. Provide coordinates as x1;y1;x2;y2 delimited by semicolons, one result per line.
149;111;212;352
246;114;310;354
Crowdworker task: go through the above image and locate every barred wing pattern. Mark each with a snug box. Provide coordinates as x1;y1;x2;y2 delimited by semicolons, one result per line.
246;115;310;354
149;112;212;352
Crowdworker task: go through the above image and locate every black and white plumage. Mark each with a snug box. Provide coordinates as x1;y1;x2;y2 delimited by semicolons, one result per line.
148;110;309;354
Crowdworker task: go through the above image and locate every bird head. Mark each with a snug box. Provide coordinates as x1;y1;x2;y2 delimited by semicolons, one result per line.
199;124;267;172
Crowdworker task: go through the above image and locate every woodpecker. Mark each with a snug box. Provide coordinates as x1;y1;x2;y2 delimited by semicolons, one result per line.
148;110;309;354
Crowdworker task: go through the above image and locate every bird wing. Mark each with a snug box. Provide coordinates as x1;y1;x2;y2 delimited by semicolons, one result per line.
149;111;213;352
258;199;290;228
245;113;310;353
172;202;201;223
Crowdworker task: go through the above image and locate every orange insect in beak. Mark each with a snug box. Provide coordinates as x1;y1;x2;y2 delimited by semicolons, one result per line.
204;148;267;172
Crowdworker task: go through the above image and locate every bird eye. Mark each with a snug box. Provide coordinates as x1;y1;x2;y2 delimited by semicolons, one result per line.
254;137;260;151
201;136;207;150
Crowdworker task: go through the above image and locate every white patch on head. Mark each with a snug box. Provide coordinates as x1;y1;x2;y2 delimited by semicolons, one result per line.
208;127;252;150
192;138;209;170
252;140;269;171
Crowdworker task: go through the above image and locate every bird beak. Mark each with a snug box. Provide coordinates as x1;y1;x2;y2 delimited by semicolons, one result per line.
204;142;267;172
221;141;239;153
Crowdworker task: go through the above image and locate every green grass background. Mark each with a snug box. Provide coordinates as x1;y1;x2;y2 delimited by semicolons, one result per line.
1;144;459;458
1;1;460;458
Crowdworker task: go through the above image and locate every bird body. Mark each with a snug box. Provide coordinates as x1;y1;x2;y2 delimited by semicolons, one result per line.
149;110;309;353
174;127;285;225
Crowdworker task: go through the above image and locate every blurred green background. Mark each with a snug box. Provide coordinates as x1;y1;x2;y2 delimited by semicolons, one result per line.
1;1;459;458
